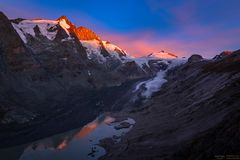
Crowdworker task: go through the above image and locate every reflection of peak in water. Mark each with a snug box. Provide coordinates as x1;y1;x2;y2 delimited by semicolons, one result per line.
28;116;115;151
74;116;115;140
29;129;76;151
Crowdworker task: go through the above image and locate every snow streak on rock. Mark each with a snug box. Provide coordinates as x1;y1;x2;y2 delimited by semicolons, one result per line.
135;59;187;98
12;20;58;43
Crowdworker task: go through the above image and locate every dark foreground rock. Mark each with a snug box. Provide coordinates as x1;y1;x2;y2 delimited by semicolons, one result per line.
188;54;203;63
100;50;240;160
114;122;131;130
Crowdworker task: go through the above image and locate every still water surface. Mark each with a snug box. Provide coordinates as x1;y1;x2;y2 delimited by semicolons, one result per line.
0;116;135;160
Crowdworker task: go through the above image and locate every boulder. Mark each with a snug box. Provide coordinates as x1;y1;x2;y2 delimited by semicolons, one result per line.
188;54;203;63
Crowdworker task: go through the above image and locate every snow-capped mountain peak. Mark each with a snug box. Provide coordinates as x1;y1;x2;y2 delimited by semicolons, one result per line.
10;15;182;77
57;16;76;33
147;50;178;59
11;16;130;63
58;18;71;35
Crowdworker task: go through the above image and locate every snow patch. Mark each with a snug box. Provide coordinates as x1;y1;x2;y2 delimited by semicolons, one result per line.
12;19;58;43
81;40;106;63
88;70;92;76
148;51;177;59
140;70;168;98
135;59;186;98
12;23;27;43
131;52;179;73
31;19;58;24
133;57;154;68
61;37;74;42
102;41;130;62
59;19;70;36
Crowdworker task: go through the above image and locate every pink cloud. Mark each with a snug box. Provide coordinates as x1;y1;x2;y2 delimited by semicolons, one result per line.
100;31;188;57
99;28;240;58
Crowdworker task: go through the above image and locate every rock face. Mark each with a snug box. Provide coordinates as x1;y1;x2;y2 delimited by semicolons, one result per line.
188;54;203;63
213;51;233;60
114;122;131;130
57;16;100;41
101;50;240;160
0;12;34;72
76;26;100;41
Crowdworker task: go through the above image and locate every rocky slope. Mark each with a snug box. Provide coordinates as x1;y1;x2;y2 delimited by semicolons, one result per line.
100;50;240;160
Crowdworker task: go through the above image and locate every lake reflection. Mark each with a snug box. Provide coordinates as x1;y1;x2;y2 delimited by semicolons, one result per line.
0;116;135;160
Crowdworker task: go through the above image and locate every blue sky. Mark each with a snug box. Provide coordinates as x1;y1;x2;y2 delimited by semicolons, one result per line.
1;0;240;57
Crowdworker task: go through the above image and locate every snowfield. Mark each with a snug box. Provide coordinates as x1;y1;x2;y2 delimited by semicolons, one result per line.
134;59;187;98
12;19;58;43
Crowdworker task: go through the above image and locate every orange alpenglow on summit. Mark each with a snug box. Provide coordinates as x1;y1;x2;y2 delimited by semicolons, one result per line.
57;16;100;41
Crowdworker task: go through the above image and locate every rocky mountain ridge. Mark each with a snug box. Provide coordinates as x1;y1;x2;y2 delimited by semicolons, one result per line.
10;13;174;78
0;11;181;145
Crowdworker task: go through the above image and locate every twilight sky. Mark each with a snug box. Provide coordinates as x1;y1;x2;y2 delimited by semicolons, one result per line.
1;0;240;58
